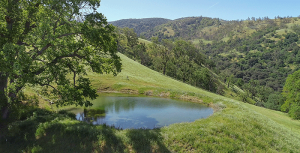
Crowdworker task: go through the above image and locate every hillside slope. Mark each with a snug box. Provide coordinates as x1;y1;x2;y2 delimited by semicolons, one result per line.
85;53;300;151
110;18;171;36
116;16;300;110
2;53;300;152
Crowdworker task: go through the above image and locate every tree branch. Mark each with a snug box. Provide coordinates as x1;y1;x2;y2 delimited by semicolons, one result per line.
50;53;84;65
65;62;77;87
73;72;76;87
53;18;60;35
35;59;47;63
68;11;76;21
16;41;39;51
39;83;57;92
57;33;79;39
33;52;85;76
31;43;52;60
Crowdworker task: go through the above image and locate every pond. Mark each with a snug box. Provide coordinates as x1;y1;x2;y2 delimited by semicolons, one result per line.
69;96;213;129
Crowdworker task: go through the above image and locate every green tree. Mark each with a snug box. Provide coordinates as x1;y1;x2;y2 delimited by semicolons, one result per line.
257;86;274;103
281;70;300;119
265;93;285;111
239;91;249;103
243;79;259;99
193;68;217;92
0;0;121;119
133;43;152;66
149;38;173;75
226;74;234;88
122;27;138;49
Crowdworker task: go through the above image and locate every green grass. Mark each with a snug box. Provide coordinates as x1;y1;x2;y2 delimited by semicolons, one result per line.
88;53;218;98
138;38;152;45
221;37;230;42
244;103;300;135
276;29;294;35
191;39;213;45
163;27;175;36
268;36;281;42
289;64;297;70
2;53;300;152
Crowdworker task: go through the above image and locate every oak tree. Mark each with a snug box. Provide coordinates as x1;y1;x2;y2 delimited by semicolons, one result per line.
0;0;121;119
281;70;300;119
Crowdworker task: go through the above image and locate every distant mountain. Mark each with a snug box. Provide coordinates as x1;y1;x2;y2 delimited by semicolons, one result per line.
110;16;223;41
140;16;222;41
110;18;171;36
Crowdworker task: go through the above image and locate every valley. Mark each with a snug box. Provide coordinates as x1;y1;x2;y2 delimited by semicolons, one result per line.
1;1;300;152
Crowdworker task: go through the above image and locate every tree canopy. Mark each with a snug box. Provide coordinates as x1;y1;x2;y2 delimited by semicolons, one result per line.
281;69;300;119
0;0;121;119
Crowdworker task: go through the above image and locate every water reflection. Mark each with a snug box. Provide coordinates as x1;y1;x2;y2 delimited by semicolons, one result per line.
77;108;107;125
72;97;213;129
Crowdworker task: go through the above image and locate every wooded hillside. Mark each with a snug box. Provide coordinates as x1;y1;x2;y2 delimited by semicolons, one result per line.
110;18;171;36
114;16;300;114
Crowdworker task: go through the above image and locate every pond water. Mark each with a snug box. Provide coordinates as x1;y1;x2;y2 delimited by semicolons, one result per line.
70;96;213;129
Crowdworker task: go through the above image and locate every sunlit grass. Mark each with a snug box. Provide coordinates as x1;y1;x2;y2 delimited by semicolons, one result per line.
8;53;300;152
276;29;293;35
191;38;213;45
89;53;300;151
163;26;175;36
138;38;152;45
244;103;300;135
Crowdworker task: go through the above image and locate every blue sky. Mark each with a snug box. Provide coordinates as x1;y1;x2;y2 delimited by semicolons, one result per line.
98;0;300;21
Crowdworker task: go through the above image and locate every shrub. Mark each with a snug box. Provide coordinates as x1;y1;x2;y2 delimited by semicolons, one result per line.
289;104;300;120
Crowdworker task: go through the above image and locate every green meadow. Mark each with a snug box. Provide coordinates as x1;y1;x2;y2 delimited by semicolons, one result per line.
1;53;300;152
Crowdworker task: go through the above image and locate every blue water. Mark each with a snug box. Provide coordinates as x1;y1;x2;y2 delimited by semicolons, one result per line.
73;96;213;129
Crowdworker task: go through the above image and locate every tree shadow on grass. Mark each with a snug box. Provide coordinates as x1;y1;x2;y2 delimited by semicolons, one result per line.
0;109;125;153
34;123;126;153
1;109;171;152
126;128;171;153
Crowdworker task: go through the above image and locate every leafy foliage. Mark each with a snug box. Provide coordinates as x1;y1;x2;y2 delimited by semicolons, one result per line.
264;93;285;110
0;0;121;119
281;70;300;119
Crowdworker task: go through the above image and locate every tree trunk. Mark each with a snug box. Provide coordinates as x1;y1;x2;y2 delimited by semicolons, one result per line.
163;65;166;75
162;59;169;75
0;73;9;120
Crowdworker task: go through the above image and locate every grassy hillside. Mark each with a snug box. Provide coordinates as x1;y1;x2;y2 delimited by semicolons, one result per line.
3;53;300;152
91;53;300;134
116;17;300;96
88;53;214;103
124;16;300;110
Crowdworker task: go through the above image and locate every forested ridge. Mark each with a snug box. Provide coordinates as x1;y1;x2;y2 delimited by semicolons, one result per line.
115;16;300;118
110;18;171;36
112;16;221;41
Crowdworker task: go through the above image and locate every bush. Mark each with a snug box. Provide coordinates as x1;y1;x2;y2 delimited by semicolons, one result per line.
289;104;300;120
9;94;39;121
281;70;300;119
264;94;284;111
58;110;76;119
